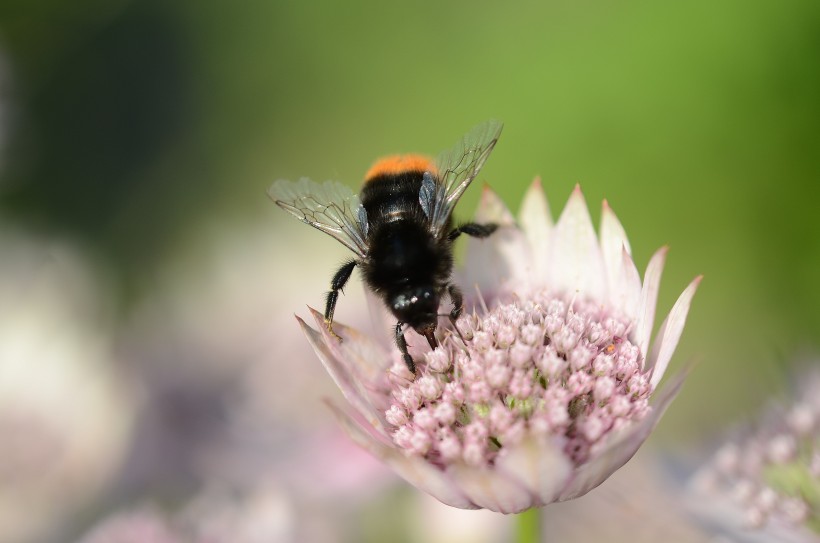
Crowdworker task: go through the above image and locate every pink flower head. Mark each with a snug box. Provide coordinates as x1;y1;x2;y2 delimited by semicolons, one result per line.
298;181;701;512
688;368;820;541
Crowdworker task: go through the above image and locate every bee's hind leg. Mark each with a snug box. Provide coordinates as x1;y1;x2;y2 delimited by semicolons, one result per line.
324;260;357;340
447;222;498;241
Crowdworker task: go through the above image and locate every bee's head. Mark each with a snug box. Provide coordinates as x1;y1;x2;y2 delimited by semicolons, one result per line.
390;285;439;331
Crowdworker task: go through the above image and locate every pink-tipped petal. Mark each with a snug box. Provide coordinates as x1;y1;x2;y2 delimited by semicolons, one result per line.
548;185;607;303
634;246;668;363
600;202;638;317
600;200;632;262
327;401;478;509
473;184;517;226
462;187;529;298
447;463;534;513
557;368;688;501
308;307;390;384
495;435;573;507
648;276;702;388
617;246;642;322
518;178;553;283
299;315;390;436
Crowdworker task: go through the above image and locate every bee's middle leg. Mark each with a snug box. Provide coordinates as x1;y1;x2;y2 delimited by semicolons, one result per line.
324;259;357;339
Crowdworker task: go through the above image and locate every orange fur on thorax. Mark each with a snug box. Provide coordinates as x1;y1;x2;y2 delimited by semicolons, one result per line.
364;154;437;183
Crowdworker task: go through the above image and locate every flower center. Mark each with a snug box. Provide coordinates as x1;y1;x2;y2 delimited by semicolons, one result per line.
384;290;654;468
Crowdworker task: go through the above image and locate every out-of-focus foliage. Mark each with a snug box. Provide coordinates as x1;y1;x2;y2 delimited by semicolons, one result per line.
0;0;818;541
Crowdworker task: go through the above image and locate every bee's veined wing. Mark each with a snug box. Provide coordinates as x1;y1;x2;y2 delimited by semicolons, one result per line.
420;120;503;238
268;178;369;258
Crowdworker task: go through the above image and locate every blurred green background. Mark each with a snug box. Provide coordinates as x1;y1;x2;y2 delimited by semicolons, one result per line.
0;0;818;539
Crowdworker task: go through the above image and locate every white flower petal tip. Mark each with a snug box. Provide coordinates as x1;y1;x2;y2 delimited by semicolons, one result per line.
649;275;703;388
293;181;700;512
600;199;632;266
475;184;516;226
461;186;529;296
614;245;642;322
566;184;585;209
298;312;390;434
302;306;364;345
315;307;399;388
297;313;356;401
518;178;553;283
519;177;553;228
549;184;607;301
599;199;642;320
635;246;669;359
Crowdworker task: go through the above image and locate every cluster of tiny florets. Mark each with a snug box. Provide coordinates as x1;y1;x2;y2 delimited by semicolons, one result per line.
384;290;654;468
692;377;820;533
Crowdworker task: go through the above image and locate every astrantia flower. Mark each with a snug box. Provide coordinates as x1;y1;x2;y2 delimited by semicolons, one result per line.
298;181;701;512
689;369;820;542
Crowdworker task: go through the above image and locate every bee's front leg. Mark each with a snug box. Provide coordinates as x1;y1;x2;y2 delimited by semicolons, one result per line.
446;283;473;349
447;283;464;323
394;322;416;375
324;260;357;340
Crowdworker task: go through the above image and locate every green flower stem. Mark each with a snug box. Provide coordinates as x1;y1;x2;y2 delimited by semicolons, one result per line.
514;507;541;543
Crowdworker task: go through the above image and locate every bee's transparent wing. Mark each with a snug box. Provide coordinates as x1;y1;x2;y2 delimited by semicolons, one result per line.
268;178;369;258
420;120;503;238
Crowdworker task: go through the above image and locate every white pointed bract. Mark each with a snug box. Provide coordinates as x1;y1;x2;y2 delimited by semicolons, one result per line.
299;181;701;512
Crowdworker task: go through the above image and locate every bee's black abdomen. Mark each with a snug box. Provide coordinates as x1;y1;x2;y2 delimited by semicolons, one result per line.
364;217;440;285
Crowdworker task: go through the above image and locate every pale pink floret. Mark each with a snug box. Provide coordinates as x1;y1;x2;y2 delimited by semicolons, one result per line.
298;181;700;512
688;369;820;541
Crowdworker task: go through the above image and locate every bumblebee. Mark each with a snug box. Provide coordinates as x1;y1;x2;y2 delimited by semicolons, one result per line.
269;120;502;374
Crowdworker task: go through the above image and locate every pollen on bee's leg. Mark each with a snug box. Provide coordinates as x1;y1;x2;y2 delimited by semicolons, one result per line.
324;319;343;341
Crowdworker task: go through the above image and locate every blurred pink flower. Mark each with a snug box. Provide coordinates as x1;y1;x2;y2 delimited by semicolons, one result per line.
77;509;181;543
0;231;134;543
76;486;294;543
99;220;391;541
688;367;820;542
299;181;701;512
116;221;351;491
